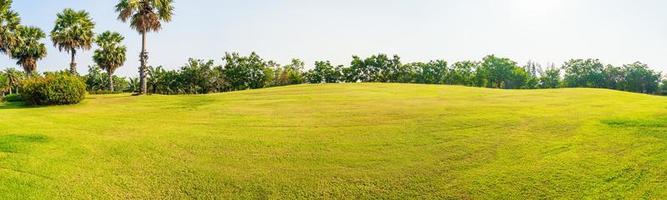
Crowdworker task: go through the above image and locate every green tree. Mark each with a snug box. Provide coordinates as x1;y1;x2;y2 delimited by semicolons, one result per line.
446;61;478;86
93;31;127;92
263;61;279;87
222;52;269;91
344;56;363;82
562;59;605;88
621;62;661;94
147;65;178;94
602;64;624;90
658;80;667;95
395;62;417;83
179;58;220;94
85;65;129;93
540;65;561;88
477;55;521;88
522;61;542;89
0;0;20;55
307;61;341;84
50;8;95;74
127;77;139;93
275;59;305;86
347;54;402;82
10;26;47;76
115;0;174;94
414;60;447;84
0;69;20;96
507;67;531;89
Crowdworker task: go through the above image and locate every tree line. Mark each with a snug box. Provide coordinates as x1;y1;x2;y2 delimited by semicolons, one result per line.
2;51;665;96
69;53;664;95
0;0;665;97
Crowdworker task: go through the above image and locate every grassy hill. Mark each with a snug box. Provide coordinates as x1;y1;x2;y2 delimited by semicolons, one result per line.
1;83;667;199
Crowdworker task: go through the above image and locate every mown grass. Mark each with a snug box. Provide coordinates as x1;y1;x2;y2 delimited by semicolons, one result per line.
1;83;667;199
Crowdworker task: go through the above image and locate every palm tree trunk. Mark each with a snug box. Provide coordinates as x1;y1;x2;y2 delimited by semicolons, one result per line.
7;78;12;95
70;50;77;74
139;32;148;94
108;70;114;92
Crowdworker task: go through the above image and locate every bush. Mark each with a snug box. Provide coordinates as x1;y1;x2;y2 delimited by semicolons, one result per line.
21;74;86;105
2;94;22;102
88;90;123;95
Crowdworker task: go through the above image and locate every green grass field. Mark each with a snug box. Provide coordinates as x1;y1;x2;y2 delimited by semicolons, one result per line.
1;83;667;199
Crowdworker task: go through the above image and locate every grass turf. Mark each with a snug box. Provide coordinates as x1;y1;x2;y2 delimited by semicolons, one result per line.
1;83;667;199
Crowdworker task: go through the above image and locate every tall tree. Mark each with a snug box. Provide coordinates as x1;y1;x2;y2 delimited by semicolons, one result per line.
276;59;305;86
621;62;661;94
307;61;341;84
0;0;19;55
477;55;521;88
523;61;542;89
602;64;624;90
115;0;174;95
447;61;478;86
3;68;21;94
561;58;605;88
413;60;447;84
10;26;47;76
222;52;269;91
540;64;561;88
50;8;95;74
93;31;127;92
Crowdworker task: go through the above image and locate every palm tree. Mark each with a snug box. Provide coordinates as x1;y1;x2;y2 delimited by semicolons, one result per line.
4;68;21;94
93;31;126;92
115;0;174;95
0;0;20;55
10;26;47;76
50;8;95;74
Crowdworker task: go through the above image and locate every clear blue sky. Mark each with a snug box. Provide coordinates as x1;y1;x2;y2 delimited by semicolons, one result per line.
3;0;667;76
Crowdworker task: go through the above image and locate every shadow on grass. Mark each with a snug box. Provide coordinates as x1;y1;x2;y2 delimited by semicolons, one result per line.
0;101;48;110
0;134;49;153
602;117;667;140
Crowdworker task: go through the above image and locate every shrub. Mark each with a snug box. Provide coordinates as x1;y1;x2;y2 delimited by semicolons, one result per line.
21;74;86;105
85;65;130;93
2;94;22;102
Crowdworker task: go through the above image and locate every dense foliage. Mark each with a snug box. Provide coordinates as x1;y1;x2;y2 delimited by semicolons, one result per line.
84;65;129;94
147;59;222;94
103;52;663;96
1;52;665;98
20;72;86;105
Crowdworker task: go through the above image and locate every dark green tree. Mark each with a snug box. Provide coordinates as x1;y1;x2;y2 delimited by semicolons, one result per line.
222;52;269;91
562;59;605;88
477;55;522;88
621;62;660;94
307;61;341;84
413;60;447;84
446;61;478;86
540;65;561;88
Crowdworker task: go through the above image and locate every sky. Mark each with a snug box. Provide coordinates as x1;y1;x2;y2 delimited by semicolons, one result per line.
2;0;667;76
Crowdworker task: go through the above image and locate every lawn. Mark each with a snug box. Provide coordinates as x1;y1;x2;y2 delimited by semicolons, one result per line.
1;83;667;199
